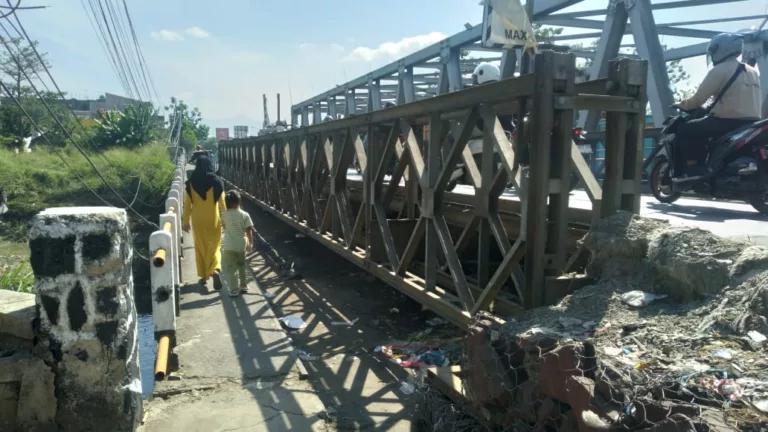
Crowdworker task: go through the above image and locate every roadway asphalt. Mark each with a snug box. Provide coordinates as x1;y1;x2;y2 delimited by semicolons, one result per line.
345;169;768;246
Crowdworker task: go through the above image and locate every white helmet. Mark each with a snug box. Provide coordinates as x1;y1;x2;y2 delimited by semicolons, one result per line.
472;63;501;85
707;33;744;65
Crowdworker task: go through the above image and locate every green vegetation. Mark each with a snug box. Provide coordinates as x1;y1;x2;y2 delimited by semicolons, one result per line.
0;260;34;293
0;142;175;292
0;142;175;241
165;97;210;153
95;104;164;149
0;36;212;293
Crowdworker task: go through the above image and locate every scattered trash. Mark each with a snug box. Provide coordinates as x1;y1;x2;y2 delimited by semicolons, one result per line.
620;290;667;307
295;233;306;238
331;317;359;327
399;381;416;395
426;317;447;327
167;374;182;381
332;353;359;362
389;307;400;314
279;316;307;330
468;213;768;430
621;321;648;333
418;350;449;367
261;292;276;299
296;350;316;361
754;399;768;413
558;317;583;327
710;349;734;360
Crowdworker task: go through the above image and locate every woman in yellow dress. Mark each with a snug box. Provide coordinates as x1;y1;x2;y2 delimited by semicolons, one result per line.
182;156;226;289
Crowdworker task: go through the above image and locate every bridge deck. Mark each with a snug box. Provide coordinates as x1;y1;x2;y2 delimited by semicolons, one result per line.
345;169;767;243
140;231;327;431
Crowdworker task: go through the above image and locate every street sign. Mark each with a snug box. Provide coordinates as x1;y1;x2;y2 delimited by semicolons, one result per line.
481;0;537;51
233;125;248;139
215;128;230;141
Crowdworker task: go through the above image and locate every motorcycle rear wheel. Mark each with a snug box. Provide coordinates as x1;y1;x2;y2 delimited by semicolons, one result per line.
650;157;682;203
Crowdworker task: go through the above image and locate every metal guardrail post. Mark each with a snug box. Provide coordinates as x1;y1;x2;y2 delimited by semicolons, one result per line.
159;212;180;315
148;150;185;381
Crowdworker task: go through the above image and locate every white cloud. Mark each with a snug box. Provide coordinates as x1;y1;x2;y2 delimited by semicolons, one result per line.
343;32;447;62
150;30;183;41
184;26;211;39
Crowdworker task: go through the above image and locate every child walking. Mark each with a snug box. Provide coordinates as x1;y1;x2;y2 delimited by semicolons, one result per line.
221;190;254;297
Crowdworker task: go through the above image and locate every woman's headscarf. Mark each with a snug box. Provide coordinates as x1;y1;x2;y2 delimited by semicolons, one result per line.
185;155;224;201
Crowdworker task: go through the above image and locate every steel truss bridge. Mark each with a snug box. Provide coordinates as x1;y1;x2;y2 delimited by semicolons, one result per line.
221;52;648;326
289;0;768;131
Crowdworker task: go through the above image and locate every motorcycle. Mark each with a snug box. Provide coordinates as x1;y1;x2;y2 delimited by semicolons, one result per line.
646;109;768;214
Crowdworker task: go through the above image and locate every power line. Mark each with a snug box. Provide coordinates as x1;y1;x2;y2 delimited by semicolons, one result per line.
120;0;159;102
0;14;136;178
100;0;146;100
0;79;115;208
0;29;159;229
82;0;132;98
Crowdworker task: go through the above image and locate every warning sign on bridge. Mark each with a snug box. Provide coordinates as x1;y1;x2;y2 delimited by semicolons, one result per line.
481;0;537;52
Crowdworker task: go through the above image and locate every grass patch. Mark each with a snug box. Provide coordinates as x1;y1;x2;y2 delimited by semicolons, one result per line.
0;260;33;293
0;143;175;292
0;142;175;242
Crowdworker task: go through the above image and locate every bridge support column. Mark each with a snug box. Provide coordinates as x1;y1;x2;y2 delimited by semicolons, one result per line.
29;207;142;432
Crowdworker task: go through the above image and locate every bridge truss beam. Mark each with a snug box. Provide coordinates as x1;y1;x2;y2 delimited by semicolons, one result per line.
229;53;648;326
291;0;768;131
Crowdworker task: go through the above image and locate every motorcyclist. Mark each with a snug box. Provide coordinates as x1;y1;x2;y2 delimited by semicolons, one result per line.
189;144;211;165
470;63;516;134
672;33;761;181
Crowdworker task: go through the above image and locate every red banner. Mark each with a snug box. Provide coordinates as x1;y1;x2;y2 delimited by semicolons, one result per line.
215;128;230;141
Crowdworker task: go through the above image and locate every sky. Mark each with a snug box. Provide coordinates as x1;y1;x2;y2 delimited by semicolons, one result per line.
15;0;768;135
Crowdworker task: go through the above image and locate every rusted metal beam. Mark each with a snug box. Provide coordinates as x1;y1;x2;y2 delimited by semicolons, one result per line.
219;53;649;328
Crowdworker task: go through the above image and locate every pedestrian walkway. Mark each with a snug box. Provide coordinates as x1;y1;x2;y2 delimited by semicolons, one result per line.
139;231;330;432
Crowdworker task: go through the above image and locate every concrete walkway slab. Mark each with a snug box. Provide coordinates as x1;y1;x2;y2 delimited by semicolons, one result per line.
140;232;330;432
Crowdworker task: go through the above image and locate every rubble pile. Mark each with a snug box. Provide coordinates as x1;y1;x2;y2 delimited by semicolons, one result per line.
463;212;768;431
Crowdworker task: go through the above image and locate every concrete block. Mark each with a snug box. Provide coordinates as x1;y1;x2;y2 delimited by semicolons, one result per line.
0;353;57;432
29;207;142;432
0;290;36;341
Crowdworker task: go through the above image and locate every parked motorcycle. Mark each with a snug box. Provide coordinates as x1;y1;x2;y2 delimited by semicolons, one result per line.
647;109;768;214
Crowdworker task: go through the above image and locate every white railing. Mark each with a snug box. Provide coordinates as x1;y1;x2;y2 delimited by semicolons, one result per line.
149;148;185;380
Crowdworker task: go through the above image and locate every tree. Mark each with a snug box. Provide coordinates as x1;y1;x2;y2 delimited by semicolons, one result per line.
164;97;210;152
0;38;52;140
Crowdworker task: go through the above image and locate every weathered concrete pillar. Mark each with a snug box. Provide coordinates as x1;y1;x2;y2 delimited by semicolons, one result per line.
29;207;142;432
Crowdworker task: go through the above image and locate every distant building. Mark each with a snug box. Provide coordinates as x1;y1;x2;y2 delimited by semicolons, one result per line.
0;93;155;120
233;125;248;139
66;93;153;119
